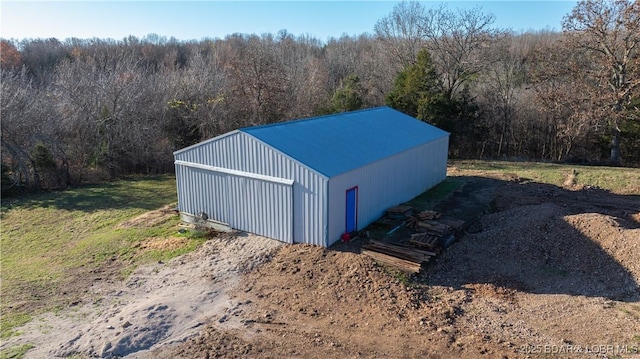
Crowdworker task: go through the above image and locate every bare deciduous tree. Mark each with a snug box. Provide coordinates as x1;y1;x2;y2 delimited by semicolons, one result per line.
220;34;288;126
421;4;498;100
375;1;498;100
478;33;529;157
562;0;640;163
374;1;426;67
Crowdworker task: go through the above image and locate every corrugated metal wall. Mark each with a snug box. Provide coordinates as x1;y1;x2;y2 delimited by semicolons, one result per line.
176;165;228;221
227;174;294;243
175;165;294;242
175;132;328;246
326;136;449;247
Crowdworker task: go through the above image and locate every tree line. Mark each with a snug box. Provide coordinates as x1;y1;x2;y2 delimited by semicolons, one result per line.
1;0;638;193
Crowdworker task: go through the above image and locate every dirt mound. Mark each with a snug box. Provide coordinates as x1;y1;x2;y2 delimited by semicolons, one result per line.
158;244;507;359
564;212;640;279
422;180;640;356
244;244;420;318
428;202;639;300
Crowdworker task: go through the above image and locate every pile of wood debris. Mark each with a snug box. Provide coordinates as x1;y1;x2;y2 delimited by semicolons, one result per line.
361;206;465;274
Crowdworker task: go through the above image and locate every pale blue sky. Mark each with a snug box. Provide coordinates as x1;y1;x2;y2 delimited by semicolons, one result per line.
1;1;578;42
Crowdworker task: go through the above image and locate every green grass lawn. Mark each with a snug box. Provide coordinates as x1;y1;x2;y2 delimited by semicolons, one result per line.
0;175;207;340
450;160;640;194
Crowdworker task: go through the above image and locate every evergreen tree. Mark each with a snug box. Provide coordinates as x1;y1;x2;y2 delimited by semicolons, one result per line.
386;49;441;119
331;75;365;113
386;48;485;156
386;48;463;129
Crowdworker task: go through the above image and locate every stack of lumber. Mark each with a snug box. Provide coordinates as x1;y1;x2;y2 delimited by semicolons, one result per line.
363;205;467;274
361;240;436;274
361;250;422;274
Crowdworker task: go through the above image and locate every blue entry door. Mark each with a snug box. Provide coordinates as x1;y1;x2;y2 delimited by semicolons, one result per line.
345;187;358;233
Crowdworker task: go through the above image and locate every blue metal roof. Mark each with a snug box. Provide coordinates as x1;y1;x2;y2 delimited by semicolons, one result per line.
240;106;449;177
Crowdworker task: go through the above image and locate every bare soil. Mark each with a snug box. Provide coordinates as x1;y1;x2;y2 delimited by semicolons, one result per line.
115;204;177;229
3;169;640;358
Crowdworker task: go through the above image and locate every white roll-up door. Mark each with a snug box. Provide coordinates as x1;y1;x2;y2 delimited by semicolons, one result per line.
225;175;293;243
176;161;294;243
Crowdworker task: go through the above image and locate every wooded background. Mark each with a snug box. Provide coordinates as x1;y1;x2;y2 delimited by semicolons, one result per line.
2;0;638;192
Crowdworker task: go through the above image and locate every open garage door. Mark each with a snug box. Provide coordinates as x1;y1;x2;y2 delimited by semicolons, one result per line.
175;161;294;244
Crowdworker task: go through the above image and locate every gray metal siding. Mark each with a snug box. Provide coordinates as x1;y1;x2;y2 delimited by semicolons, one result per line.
176;165;228;222
327;136;449;247
175;164;294;243
175;132;328;246
226;175;293;243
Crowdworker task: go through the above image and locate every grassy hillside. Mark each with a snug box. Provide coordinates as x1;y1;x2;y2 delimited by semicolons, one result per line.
0;175;208;339
450;160;640;194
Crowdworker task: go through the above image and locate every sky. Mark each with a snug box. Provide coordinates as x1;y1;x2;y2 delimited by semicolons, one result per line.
1;1;579;43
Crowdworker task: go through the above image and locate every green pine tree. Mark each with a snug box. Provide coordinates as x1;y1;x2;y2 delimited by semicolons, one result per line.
386;49;442;121
331;75;365;113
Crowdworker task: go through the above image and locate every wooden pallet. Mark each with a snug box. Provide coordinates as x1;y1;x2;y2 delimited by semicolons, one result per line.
437;217;466;231
416;220;454;237
409;232;440;250
361;212;465;273
414;210;441;220
386;205;414;220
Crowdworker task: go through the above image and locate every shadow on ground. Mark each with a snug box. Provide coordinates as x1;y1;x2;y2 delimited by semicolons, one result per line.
0;176;174;214
336;175;640;302
428;176;639;301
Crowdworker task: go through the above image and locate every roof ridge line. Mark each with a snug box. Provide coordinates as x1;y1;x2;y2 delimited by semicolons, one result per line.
239;106;390;132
